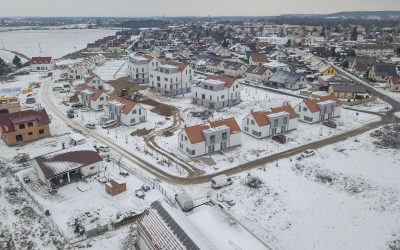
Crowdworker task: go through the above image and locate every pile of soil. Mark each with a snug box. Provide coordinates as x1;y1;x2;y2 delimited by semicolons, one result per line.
370;124;400;149
131;128;153;137
139;98;176;117
162;130;174;137
109;77;148;98
69;92;79;102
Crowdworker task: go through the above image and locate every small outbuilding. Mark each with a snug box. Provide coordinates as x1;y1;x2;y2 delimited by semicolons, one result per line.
105;179;127;196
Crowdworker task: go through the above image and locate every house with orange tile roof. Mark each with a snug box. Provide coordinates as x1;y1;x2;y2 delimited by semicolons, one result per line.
294;94;342;123
105;96;147;126
128;53;160;84
149;60;194;96
178;117;241;157
249;53;268;66
78;86;109;111
192;75;241;109
84;72;104;90
242;104;297;138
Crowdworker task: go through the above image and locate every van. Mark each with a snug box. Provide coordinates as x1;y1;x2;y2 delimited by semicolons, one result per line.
101;120;117;129
175;192;194;212
211;174;233;189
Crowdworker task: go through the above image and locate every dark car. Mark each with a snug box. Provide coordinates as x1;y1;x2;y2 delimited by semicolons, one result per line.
322;120;337;128
272;134;286;144
72;103;84;109
67;113;75;118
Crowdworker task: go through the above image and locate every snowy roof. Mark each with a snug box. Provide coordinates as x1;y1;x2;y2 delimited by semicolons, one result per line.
33;145;102;179
69;133;86;142
269;70;303;86
138;201;216;250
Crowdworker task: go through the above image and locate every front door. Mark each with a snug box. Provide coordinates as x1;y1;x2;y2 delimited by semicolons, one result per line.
16;134;23;143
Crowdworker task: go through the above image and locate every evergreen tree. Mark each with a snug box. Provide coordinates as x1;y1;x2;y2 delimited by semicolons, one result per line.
12;55;22;68
350;27;358;41
0;57;8;75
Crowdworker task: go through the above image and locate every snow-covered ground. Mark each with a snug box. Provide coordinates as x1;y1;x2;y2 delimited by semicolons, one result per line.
0;29;117;59
177;128;400;250
0;49;29;64
374;84;400;104
145;85;380;173
93;59;129;81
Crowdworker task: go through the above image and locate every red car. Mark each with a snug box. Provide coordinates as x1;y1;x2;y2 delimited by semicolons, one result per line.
272;134;286;144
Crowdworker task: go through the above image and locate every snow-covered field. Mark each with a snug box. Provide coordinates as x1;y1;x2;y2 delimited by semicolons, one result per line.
0;29;117;59
93;59;129;81
0;49;29;64
374;84;400;104
178;128;400;250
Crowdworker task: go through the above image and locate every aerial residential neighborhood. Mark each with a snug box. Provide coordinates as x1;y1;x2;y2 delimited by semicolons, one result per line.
1;5;400;250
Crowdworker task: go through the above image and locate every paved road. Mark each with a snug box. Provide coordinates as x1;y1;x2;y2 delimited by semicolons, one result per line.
42;71;399;185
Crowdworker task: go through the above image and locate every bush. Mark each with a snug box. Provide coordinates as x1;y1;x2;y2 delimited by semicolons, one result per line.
13;153;30;164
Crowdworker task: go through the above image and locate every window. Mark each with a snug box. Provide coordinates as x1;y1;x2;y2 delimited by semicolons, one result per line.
247;118;249;125
252;130;259;136
100;97;104;101
98;105;103;109
304;116;313;122
274;119;278;127
251;120;255;125
222;132;227;140
27;122;33;128
130;118;136;123
202;94;205;100
298;106;301;112
19;124;25;129
221;95;225;99
209;86;213;90
28;132;33;136
39;129;45;135
132;109;137;114
210;135;215;143
244;126;249;131
185;136;188;141
283;117;288;124
303;107;307;112
90;166;95;170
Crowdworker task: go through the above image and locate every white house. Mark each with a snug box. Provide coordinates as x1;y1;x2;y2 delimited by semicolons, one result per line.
249;53;268;66
205;59;225;73
106;96;147;126
128;54;160;84
192;75;241;109
242;104;297;138
79;86;109;111
68;64;88;80
229;43;251;55
355;44;395;57
295;94;342;123
178;117;241;157
245;65;274;83
223;61;247;78
31;145;103;188
268;70;308;90
85;72;105;90
149;61;194;96
31;57;55;71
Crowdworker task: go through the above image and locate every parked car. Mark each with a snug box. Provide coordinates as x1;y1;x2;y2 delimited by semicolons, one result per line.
301;149;315;158
211;174;233;189
101;120;117;129
135;189;145;199
72;103;84;109
67;113;75;118
85;123;96;129
322;120;337;128
175;192;194;211
52;86;63;91
272;134;286;144
95;144;109;152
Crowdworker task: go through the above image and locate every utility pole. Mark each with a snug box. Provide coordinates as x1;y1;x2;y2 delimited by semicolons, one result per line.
1;39;4;49
38;42;42;53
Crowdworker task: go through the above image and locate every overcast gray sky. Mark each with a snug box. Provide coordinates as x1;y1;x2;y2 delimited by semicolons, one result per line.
1;0;399;17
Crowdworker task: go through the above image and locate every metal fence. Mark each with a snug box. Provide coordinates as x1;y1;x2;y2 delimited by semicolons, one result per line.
109;154;176;206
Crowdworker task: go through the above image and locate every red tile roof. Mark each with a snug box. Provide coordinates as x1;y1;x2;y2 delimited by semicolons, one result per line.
251;104;296;126
31;57;52;64
84;72;101;84
205;75;237;88
165;60;188;72
250;53;268;63
210;117;241;134
303;94;342;113
183;117;241;144
0;109;50;133
108;96;137;115
319;93;342;106
79;86;104;101
183;124;210;144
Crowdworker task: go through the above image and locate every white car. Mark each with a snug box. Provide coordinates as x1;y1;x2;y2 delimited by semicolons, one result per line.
95;144;110;152
101;120;117;129
85;123;96;129
301;150;315;158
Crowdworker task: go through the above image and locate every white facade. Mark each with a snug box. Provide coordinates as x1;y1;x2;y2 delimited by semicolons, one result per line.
149;63;193;96
192;78;241;109
79;89;109;111
106;99;147;126
295;99;341;123
31;62;55;71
